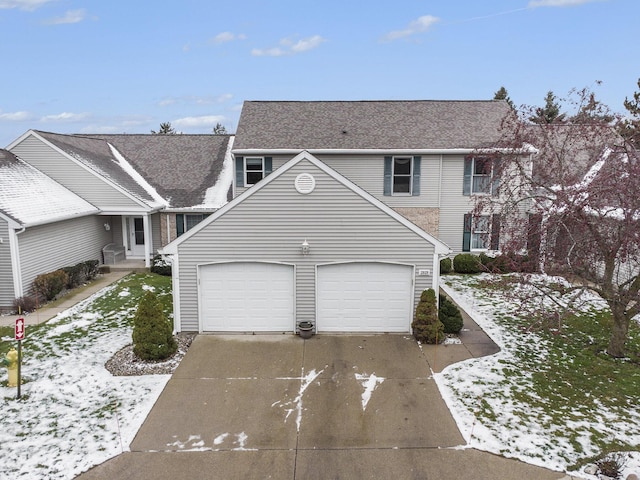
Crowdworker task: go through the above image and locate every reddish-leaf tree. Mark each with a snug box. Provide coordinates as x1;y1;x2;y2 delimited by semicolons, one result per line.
474;87;640;357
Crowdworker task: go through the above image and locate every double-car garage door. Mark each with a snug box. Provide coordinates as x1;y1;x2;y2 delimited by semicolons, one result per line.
199;262;413;333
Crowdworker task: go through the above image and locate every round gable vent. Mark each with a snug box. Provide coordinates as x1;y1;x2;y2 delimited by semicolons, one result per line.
295;173;316;194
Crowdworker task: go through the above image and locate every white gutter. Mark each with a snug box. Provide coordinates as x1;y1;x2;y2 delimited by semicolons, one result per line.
232;147;535;156
9;225;26;299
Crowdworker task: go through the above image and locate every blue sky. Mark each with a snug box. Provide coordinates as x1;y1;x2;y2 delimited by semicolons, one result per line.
0;0;637;146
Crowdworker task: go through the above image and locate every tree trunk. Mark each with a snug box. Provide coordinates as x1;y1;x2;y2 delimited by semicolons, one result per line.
607;311;630;358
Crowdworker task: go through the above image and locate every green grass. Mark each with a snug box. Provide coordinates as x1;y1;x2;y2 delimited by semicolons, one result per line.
443;274;640;470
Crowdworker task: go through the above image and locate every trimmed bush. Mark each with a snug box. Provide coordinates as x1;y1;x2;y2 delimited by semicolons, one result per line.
453;253;482;274
132;291;177;361
411;289;444;344
33;270;69;301
13;295;37;314
439;294;464;334
151;255;172;276
440;257;452;274
84;260;100;280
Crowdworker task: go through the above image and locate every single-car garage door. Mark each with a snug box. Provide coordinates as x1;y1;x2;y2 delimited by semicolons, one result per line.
317;262;413;332
199;262;294;332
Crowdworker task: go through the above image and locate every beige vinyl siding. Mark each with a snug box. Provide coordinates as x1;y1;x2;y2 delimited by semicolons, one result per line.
438;155;474;253
18;216;112;297
235;153;442;208
177;158;435;332
151;213;162;252
10;136;144;210
0;219;15;309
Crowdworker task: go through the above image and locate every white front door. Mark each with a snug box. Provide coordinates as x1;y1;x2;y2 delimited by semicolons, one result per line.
128;216;146;257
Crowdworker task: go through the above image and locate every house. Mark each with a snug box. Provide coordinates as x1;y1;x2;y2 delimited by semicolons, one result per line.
1;131;232;311
162;100;513;334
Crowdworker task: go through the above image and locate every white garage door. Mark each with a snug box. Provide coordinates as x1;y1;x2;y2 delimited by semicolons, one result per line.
317;262;413;332
200;262;294;332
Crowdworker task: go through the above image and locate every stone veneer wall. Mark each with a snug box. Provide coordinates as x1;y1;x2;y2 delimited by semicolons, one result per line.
392;207;440;238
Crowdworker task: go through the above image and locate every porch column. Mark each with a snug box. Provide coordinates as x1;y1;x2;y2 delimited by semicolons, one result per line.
143;214;152;267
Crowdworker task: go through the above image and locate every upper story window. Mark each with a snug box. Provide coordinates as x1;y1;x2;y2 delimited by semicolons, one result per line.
235;156;273;188
392;157;412;194
245;157;265;185
463;156;500;196
384;156;421;196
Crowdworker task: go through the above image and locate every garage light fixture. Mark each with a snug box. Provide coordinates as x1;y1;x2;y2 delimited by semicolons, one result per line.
301;239;310;256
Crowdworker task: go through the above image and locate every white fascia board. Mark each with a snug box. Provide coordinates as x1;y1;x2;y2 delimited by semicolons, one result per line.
0;211;22;229
23;131;154;210
98;207;161;215
21;210;99;229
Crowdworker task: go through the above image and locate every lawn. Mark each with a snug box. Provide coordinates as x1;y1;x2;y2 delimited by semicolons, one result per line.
0;273;173;480
438;273;640;479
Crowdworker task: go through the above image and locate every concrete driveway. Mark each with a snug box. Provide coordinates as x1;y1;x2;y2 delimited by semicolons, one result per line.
78;334;573;479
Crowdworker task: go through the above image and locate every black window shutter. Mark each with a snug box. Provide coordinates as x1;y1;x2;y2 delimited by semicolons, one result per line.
491;214;501;250
176;214;184;237
235;156;244;187
462;214;472;252
463;157;472;196
412;156;421;196
264;157;272;175
383;156;392;196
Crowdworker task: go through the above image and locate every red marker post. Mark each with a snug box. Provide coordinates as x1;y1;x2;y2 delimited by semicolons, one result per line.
15;317;24;399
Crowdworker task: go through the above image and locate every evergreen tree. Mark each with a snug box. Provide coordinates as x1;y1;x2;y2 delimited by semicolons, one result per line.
411;289;444;344
570;91;614;124
493;86;514;109
212;122;228;134
529;91;566;124
151;122;177;135
132;291;177;360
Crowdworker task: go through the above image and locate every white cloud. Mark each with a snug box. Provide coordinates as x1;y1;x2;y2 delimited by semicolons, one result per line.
528;0;601;6
173;115;225;128
382;15;440;41
212;31;247;44
43;9;87;25
0;111;33;121
251;35;326;57
0;0;53;10
40;112;89;122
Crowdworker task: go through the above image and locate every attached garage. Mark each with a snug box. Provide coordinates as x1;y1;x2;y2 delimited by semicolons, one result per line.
317;262;414;333
199;262;295;332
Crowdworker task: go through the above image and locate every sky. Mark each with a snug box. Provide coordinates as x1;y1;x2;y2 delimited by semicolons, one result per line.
0;0;637;147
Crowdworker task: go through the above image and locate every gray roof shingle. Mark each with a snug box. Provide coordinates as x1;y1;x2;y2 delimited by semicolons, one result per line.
36;132;231;209
233;100;513;150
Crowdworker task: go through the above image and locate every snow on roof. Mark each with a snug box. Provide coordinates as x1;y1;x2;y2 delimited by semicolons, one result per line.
108;144;167;209
192;135;234;209
0;150;98;226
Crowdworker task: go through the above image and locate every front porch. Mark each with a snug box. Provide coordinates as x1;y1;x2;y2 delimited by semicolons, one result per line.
101;258;148;273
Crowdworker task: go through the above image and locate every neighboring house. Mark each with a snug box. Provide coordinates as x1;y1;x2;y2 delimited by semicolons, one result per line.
162;100;512;334
0;149;102;309
1;131;232;311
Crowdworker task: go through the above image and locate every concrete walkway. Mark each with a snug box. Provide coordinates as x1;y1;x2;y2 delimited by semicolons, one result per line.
0;271;132;327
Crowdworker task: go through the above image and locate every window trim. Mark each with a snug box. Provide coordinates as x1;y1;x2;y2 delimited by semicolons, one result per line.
463;156;500;196
392;156;413;196
470;215;490;251
176;213;206;237
471;157;493;195
244;156;265;186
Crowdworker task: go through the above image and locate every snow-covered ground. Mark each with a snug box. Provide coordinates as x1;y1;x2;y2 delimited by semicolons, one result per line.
0;280;170;480
437;274;640;479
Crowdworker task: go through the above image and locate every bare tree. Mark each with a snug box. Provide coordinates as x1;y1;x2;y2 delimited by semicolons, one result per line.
474;87;640;357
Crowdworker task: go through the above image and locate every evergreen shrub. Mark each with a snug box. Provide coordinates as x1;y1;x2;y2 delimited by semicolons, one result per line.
439;294;464;334
411;288;444;344
440;257;452;274
453;253;482;274
132;291;177;361
151;255;172;276
33;270;69;301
